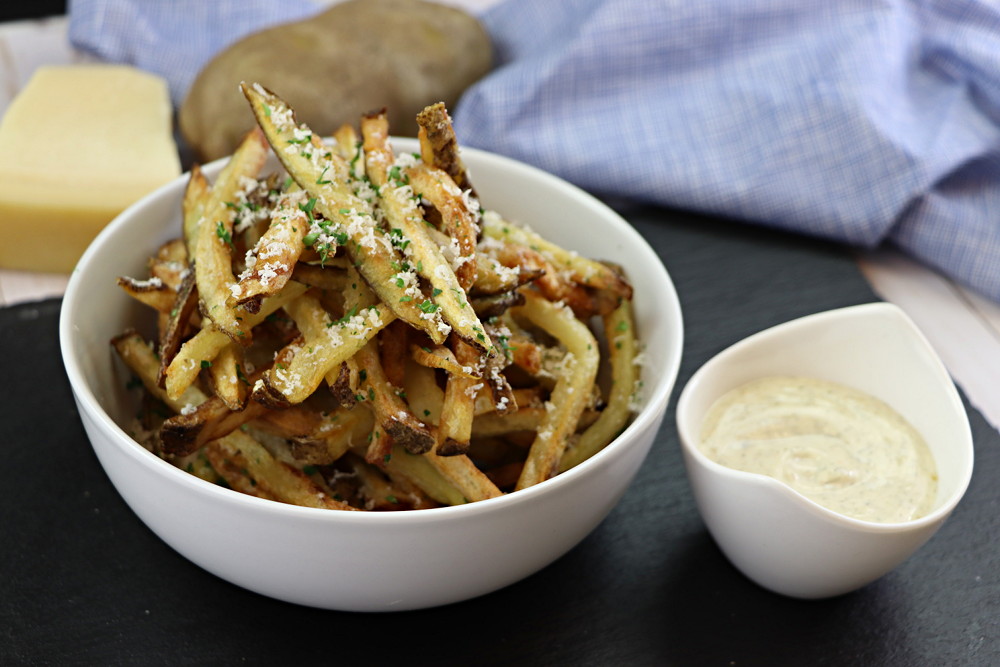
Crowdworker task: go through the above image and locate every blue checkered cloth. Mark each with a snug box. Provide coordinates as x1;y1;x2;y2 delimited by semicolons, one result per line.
69;0;1000;302
67;0;317;103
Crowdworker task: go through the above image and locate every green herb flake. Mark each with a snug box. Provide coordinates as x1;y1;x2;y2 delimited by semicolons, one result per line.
215;221;232;246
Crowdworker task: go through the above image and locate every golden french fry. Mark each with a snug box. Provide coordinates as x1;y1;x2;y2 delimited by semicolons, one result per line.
353;339;435;455
183;164;209;257
559;297;638;471
116;275;176;314
360;110;493;355
156;269;198;387
111;330;208;414
193;127;269;343
229;185;310;312
514;292;600;490
206;430;358;510
207;343;247;411
482;212;633;301
407;164;478;290
415;102;474;194
436;337;482;455
253;290;392;407
164;280;307;401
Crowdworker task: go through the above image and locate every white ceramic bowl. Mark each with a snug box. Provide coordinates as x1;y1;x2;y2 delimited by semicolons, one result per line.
676;303;973;599
59;138;683;611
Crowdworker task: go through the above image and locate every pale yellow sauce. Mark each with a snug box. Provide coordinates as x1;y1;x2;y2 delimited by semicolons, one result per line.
699;376;938;523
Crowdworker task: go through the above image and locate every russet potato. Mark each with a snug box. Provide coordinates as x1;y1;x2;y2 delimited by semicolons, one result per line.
180;0;492;162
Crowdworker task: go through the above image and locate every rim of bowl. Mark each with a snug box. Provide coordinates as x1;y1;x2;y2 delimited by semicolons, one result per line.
676;302;974;533
59;139;684;525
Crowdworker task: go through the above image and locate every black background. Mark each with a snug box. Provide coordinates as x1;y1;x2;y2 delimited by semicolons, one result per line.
3;207;998;665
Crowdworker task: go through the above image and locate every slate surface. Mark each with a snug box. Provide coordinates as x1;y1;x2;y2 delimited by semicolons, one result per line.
2;207;998;666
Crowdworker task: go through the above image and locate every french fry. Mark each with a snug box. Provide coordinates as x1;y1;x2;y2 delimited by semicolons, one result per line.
407;164;478;290
415;102;474;194
424;448;503;503
252;290;392;407
435;337;482;455
182;164;209;257
409;343;478;378
482;211;633;301
156;270;198;388
354;339;436;455
207;343;248;411
164;280;307;401
514;292;600;491
559;297;638;471
206;430;358;510
380;443;466;506
256;405;372;465
360;110;493;355
242;82;448;344
111;330;208;414
228;184;310;313
116;275;176;314
193;127;269;343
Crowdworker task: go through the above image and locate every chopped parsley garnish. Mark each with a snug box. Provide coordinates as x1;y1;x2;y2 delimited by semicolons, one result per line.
215;221;232;246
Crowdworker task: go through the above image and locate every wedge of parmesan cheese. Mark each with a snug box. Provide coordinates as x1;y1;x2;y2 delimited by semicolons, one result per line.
0;65;181;272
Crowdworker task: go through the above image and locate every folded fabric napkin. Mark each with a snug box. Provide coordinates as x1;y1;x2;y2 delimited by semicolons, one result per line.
69;0;1000;303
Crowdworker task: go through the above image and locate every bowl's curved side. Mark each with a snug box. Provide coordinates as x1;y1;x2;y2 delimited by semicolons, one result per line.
76;387;666;610
60;139;683;610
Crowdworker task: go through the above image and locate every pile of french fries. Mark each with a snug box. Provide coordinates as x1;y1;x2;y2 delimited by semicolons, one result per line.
113;83;640;510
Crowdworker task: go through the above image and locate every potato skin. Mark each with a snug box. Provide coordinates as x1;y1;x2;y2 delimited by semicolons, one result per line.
180;0;492;162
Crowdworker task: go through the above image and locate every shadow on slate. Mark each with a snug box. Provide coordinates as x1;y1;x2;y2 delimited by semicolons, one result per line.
1;206;997;666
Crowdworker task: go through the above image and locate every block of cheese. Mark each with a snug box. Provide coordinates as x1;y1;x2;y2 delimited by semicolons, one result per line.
0;65;181;272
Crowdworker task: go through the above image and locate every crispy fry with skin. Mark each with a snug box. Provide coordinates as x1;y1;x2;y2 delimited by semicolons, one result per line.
494;241;596;317
436;336;482;456
482;212;633;301
164;281;307;401
183;164;209;257
228;185;310;313
514;292;600;491
354;339;436;455
252;291;392;407
116;275;175;314
423;448;503;502
207;343;247;411
206;431;358;510
407;164;478;290
112;330;208;413
161;394;268;457
160;346;291;456
242;82;447;343
255;405;372;465
156;269;198;387
402;356;502;500
409;344;477;378
379;443;466;506
559;297;638;472
360;110;493;355
194;127;269;343
416;102;474;194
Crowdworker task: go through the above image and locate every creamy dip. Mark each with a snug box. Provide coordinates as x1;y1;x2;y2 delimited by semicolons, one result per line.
699;376;938;523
